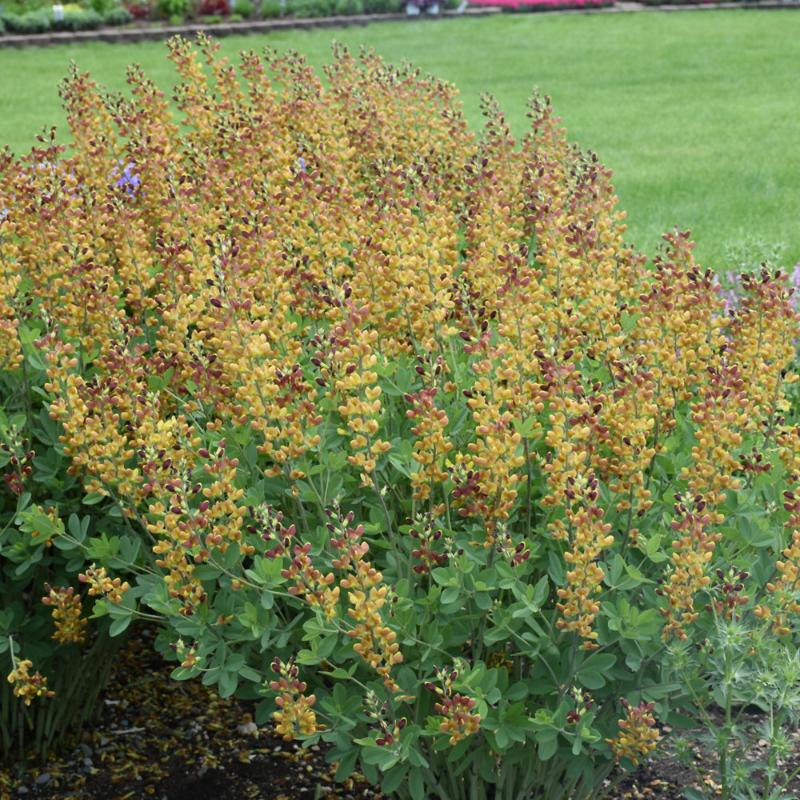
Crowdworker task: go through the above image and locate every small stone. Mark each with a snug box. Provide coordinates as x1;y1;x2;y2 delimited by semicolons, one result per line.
35;773;51;785
237;720;258;735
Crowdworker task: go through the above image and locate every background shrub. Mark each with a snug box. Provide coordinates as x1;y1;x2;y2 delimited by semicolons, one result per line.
361;0;403;12
156;0;188;18
232;0;254;14
2;8;52;33
259;0;283;15
0;0;50;12
87;0;120;13
54;7;104;29
102;5;133;23
287;0;333;14
333;0;363;13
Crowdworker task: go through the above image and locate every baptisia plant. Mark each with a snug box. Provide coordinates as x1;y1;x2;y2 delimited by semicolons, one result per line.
1;37;799;798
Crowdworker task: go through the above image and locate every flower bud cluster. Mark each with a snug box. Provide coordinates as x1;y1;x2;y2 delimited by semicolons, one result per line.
553;473;614;647
331;515;403;691
658;496;721;639
705;568;749;619
78;564;131;604
364;689;408;747
320;303;391;486
607;699;660;765
758;427;800;634
409;515;448;575
0;437;34;497
6;659;54;706
281;541;340;619
424;667;481;745
405;386;452;503
41;584;87;645
269;658;322;741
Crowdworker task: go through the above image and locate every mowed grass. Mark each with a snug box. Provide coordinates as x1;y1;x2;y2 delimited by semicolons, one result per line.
1;10;799;267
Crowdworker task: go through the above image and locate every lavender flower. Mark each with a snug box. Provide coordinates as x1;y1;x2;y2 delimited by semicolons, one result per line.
112;161;141;197
790;263;800;292
297;156;307;175
720;270;742;315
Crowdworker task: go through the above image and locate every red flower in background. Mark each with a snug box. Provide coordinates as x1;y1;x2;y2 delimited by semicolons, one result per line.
198;0;229;13
124;0;152;18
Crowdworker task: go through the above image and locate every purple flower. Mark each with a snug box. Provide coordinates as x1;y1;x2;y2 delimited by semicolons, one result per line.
712;270;741;316
787;263;800;310
297;156;307;174
790;263;800;290
0;208;8;223
112;161;141;196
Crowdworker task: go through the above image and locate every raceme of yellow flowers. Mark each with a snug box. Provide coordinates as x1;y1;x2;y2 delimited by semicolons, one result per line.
1;39;799;767
6;658;54;706
607;699;660;765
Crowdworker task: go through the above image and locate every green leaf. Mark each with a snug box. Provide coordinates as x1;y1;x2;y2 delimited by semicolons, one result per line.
109;615;132;637
537;733;558;761
219;669;239;698
576;653;616;690
507;681;528;702
547;550;565;585
239;665;262;683
441;586;460;604
335;750;358;782
623;561;653;586
409;768;426;800
83;491;106;506
532;575;549;606
474;592;492;610
381;765;408;794
642;533;668;564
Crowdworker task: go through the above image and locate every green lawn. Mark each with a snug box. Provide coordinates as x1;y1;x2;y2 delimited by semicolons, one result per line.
1;11;799;269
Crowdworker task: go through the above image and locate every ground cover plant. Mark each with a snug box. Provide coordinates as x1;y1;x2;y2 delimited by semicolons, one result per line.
2;36;800;800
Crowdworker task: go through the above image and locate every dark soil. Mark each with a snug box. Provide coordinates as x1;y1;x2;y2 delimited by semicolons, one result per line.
3;631;798;800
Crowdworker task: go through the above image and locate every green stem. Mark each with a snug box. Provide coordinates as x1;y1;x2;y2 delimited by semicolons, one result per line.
720;644;733;800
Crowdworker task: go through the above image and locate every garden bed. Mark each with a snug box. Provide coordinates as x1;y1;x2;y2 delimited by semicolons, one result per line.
2;0;800;47
0;6;495;47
